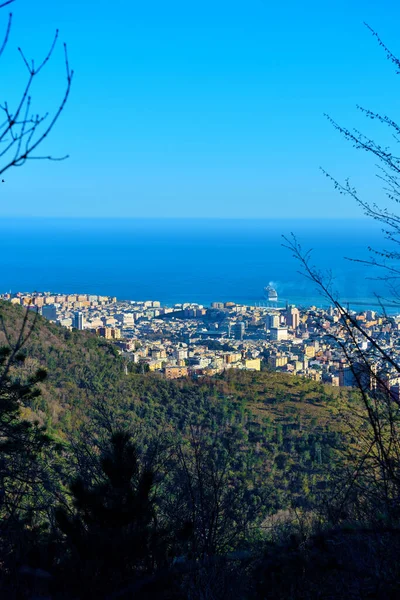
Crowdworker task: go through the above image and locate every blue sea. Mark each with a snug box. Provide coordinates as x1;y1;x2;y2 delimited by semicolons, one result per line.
0;218;397;311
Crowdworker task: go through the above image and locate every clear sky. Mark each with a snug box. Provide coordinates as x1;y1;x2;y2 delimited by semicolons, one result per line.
1;0;399;218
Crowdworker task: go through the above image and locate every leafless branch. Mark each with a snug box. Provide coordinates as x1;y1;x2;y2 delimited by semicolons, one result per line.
364;23;400;73
0;10;11;58
0;5;73;179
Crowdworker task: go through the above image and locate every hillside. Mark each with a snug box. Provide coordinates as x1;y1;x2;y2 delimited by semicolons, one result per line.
0;300;125;433
0;300;349;510
3;302;395;600
0;300;343;431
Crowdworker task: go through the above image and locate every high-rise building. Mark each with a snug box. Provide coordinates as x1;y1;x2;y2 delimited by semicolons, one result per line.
211;302;225;310
73;311;84;330
42;305;58;321
97;327;121;339
339;362;377;390
266;314;280;329
287;307;300;330
233;321;245;340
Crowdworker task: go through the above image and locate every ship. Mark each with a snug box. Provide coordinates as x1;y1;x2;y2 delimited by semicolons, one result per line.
264;285;278;302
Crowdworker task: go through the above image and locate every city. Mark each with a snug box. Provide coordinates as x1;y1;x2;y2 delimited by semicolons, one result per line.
3;290;400;394
1;0;400;595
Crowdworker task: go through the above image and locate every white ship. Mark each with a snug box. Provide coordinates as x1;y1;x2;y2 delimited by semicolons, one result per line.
264;285;278;302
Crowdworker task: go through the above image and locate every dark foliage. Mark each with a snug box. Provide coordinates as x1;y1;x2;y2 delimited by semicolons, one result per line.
55;431;175;598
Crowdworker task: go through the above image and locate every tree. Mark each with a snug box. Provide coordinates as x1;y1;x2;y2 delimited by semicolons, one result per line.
284;27;400;524
164;423;270;560
0;306;60;596
322;25;400;304
55;431;170;599
0;307;51;503
0;1;73;590
0;0;73;178
0;0;73;518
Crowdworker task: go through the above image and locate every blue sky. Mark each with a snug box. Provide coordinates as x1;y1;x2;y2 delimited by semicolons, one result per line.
1;0;399;218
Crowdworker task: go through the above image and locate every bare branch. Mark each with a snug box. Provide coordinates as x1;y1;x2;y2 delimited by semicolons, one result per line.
0;4;73;178
364;23;400;73
0;11;11;58
0;37;73;175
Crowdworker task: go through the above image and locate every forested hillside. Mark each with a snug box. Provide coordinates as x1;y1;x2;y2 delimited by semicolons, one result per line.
0;301;398;599
1;302;344;505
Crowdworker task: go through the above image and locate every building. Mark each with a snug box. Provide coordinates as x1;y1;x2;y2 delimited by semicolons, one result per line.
286;307;300;330
164;366;189;380
268;355;288;368
121;313;135;326
266;314;280;329
32;296;44;307
224;352;242;364
304;345;316;358
184;307;206;318
117;340;135;352
390;383;400;403
211;302;225;309
97;327;121;340
174;348;188;361
41;305;58;321
243;358;261;371
58;318;72;327
148;359;164;372
73;311;84;330
270;327;288;341
233;321;245;340
339;362;377;390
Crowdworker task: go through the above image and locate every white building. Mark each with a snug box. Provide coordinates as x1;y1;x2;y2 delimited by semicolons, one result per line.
270;327;288;341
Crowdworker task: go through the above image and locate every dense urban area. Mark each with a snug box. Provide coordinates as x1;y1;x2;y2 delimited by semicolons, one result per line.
3;290;400;394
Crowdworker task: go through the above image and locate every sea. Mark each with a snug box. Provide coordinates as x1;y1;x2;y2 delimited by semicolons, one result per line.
0;217;398;312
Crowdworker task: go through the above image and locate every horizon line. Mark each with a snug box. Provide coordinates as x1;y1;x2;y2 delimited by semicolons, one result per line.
0;215;372;220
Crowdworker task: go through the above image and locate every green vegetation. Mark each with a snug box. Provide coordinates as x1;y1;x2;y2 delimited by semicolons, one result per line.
0;301;399;599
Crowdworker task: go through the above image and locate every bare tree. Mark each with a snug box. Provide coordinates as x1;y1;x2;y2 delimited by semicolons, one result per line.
0;0;73;179
162;423;269;560
322;24;400;304
0;0;73;570
284;26;400;524
284;234;400;523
